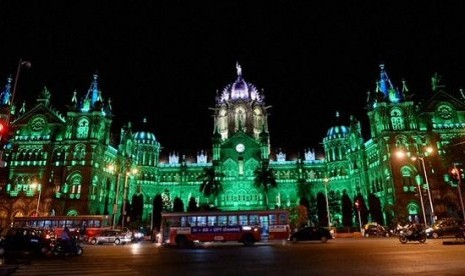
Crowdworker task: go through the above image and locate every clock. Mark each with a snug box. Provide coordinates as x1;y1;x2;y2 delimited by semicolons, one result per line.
29;116;46;132
437;105;453;119
235;143;245;153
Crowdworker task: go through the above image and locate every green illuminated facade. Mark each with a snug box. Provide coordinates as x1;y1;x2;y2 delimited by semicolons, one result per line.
0;63;464;228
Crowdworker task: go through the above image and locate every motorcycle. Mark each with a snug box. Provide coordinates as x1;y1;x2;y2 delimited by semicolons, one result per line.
51;239;84;256
399;226;427;244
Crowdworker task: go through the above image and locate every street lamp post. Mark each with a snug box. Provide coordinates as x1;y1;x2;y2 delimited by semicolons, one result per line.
122;168;138;229
414;156;435;225
416;181;428;226
31;183;42;216
108;165;122;229
453;163;465;221
324;178;331;228
396;150;428;226
355;200;363;234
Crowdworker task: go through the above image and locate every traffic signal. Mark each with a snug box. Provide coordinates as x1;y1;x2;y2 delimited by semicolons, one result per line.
0;121;7;140
447;165;464;187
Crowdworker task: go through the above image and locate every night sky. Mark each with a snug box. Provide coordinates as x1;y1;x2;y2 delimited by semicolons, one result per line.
1;1;465;157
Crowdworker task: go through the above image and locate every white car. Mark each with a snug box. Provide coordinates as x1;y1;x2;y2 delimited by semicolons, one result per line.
88;229;132;245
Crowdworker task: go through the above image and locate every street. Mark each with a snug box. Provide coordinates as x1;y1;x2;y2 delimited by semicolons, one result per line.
7;237;465;275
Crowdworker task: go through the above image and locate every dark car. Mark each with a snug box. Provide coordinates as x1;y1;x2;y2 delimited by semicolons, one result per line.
363;223;391;237
0;227;54;257
289;226;333;243
426;218;464;239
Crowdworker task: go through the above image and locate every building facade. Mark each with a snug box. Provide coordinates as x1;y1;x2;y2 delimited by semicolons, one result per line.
0;63;464;229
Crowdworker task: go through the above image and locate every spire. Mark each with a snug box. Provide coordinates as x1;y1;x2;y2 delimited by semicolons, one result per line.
379;64;394;98
460;88;465;101
0;75;12;106
431;72;443;92
86;73;100;106
19;101;26;114
236;62;242;78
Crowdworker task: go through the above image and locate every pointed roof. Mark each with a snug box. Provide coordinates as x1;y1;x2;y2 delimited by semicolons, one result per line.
0;75;12;106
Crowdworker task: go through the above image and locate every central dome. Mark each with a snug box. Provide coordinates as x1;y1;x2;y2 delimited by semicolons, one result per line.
217;62;262;103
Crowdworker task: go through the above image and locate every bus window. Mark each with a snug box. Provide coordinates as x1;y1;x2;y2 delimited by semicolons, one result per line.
197;216;207;226
279;213;287;225
228;215;237;225
218;216;227;226
269;214;277;225
249;215;259;225
239;215;248;225
207;216;217;226
188;216;196;226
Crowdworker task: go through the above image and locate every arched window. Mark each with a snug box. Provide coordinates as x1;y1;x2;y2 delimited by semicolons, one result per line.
235;107;246;131
390;108;405;130
76;118;89;139
69;174;83;199
400;166;415;193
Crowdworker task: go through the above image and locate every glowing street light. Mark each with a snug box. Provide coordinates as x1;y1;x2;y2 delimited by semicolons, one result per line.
324;177;331;228
31;183;42;216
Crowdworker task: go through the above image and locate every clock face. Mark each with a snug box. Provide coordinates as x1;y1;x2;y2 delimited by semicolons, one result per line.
235;143;245;153
29;116;46;132
437;105;453;119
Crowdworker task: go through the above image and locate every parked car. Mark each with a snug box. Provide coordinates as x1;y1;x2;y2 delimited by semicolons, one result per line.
88;229;132;245
0;227;55;257
363;223;391;237
426;217;464;239
289;226;333;243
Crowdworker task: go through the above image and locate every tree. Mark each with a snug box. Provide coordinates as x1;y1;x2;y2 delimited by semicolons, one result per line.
152;194;163;232
316;192;327;227
341;192;353;227
187;197;199;212
368;193;384;225
198;166;224;205
173;197;184;212
254;161;277;209
130;193;144;224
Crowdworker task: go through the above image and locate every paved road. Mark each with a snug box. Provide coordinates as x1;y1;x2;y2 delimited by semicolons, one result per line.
6;237;465;275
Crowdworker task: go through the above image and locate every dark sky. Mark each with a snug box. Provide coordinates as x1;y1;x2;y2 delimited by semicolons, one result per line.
1;1;465;157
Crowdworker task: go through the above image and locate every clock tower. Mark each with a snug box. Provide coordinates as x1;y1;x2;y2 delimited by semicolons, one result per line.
210;63;271;210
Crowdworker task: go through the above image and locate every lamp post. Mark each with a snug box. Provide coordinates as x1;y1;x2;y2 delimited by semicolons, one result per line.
355;200;363;234
324;178;331;228
122;168;138;229
31;183;42;216
108;165;122;229
452;163;465;221
396;150;427;226
9;58;31;123
412;155;435;225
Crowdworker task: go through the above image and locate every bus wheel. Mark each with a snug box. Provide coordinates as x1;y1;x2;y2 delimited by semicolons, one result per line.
175;235;188;248
242;234;255;246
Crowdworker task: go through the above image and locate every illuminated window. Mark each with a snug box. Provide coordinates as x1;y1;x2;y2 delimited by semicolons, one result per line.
400;166;415;193
390;108;405;130
76;118;89;139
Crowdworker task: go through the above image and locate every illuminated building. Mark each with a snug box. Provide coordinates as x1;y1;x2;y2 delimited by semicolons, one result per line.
0;63;463;228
